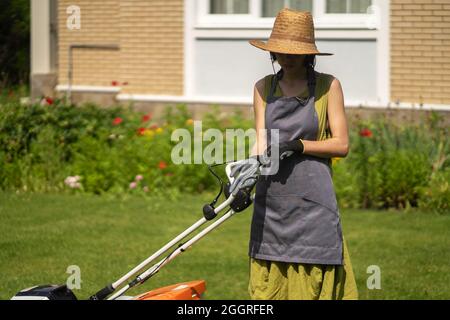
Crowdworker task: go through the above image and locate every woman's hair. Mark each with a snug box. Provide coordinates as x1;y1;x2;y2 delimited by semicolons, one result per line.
270;52;316;92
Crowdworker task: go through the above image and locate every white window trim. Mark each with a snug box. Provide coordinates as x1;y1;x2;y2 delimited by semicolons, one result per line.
197;0;377;30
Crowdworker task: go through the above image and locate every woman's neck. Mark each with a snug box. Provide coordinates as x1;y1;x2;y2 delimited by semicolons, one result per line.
281;67;307;84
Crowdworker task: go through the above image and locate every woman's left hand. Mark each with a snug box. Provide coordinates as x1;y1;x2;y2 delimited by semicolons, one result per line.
265;139;304;160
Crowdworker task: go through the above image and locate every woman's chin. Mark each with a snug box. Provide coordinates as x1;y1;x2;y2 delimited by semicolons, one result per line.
283;65;300;71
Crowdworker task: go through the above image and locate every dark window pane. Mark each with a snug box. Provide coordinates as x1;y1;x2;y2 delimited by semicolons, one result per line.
210;0;227;13
290;0;313;12
350;0;372;13
262;0;313;17
262;0;284;17
327;0;372;14
233;0;249;13
210;0;249;14
326;0;346;13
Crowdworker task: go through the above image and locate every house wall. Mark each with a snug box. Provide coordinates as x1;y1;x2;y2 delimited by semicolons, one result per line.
193;38;378;102
390;0;450;105
58;0;121;87
57;0;184;95
50;0;450;111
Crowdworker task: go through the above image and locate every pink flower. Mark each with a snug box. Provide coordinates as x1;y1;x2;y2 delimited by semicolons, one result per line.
129;182;137;189
143;186;149;193
64;176;82;189
135;175;143;181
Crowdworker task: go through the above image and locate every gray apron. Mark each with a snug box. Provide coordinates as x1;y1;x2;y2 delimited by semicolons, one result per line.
249;69;343;265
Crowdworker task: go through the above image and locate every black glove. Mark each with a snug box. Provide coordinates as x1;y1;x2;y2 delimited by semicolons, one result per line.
265;139;304;160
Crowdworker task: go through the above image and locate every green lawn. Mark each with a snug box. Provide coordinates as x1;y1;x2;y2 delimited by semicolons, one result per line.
0;192;449;300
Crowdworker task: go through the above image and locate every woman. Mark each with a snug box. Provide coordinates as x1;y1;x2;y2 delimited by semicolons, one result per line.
246;8;358;300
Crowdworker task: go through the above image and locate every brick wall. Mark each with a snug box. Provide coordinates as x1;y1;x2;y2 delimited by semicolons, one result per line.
58;0;121;87
119;0;184;95
391;0;450;105
58;0;184;95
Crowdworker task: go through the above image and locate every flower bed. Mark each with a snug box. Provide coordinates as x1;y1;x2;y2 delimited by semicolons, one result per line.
0;95;448;213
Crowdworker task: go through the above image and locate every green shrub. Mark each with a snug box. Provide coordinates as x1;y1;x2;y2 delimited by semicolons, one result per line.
332;111;448;211
0;96;448;213
419;168;450;214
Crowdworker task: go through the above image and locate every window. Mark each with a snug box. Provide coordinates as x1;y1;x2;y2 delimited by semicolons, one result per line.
197;0;378;29
210;0;249;14
262;0;313;17
326;0;372;14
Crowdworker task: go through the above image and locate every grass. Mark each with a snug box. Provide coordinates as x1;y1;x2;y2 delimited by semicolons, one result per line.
0;192;449;300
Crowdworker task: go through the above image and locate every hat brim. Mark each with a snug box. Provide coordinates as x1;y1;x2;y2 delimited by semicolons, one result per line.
249;39;333;56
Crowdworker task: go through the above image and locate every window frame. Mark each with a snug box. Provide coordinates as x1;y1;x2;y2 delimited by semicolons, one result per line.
196;0;378;29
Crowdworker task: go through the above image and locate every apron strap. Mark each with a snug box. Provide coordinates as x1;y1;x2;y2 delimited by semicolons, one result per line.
267;69;282;101
307;66;316;99
269;68;316;101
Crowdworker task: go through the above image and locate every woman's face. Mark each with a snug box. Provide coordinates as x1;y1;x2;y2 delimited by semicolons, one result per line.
273;53;306;71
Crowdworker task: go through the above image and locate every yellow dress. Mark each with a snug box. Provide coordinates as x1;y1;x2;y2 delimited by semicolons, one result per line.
248;72;358;300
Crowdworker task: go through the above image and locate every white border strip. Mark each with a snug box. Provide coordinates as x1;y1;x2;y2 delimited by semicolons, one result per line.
56;84;121;93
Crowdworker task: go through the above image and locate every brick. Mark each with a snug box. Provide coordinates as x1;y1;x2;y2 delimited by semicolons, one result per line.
433;22;450;28
423;4;443;10
403;4;423;10
423;16;443;21
58;0;184;94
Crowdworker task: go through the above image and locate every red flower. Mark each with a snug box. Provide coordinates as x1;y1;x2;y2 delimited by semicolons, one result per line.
150;124;158;130
111;81;119;86
45;97;54;105
137;127;146;136
142;114;152;123
360;128;373;138
158;161;167;170
113;117;123;125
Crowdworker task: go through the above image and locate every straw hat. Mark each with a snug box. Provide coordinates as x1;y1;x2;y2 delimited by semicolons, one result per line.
249;8;333;56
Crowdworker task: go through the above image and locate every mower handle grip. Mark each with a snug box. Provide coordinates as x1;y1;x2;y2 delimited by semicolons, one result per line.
89;284;115;300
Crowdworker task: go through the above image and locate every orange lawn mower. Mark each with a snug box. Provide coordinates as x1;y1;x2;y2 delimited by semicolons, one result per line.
12;156;263;300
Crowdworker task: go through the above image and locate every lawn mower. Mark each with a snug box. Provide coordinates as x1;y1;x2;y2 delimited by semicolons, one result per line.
12;156;264;300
